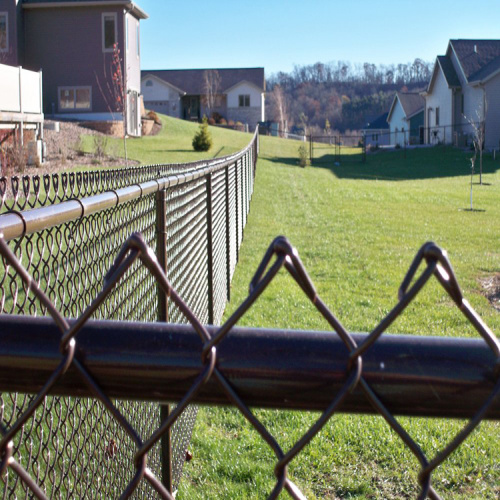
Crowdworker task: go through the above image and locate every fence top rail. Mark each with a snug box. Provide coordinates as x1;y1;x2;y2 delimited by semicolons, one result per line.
0;128;258;242
0;314;498;419
0;127;258;213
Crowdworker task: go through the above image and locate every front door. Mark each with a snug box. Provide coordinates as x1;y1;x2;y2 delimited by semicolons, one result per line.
183;96;200;120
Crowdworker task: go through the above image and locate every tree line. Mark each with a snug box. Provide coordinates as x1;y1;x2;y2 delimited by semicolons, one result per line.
266;59;433;134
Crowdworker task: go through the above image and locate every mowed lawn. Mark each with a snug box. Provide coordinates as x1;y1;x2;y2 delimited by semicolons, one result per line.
81;114;252;165
179;134;500;498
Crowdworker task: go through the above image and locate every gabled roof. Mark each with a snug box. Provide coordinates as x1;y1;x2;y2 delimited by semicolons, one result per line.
449;39;500;83
425;56;461;94
141;68;265;95
387;92;424;122
142;73;186;95
436;56;461;88
363;112;389;130
22;0;149;19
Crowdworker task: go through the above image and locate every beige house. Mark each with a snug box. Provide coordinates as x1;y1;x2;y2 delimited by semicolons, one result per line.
423;40;500;148
141;68;265;130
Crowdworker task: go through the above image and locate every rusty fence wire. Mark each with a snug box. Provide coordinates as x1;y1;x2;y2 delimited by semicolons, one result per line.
0;129;258;497
0;231;498;499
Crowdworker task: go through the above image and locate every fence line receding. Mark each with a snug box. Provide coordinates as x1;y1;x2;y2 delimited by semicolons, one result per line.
0;126;499;499
0;129;259;497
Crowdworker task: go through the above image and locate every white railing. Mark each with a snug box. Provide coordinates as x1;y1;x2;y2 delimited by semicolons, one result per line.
0;63;43;116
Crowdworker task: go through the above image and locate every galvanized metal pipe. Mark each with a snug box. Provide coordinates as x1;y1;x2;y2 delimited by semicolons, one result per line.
0;315;497;419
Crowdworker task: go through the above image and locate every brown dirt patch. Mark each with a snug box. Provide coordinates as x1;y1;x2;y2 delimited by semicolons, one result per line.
28;120;139;176
479;273;500;311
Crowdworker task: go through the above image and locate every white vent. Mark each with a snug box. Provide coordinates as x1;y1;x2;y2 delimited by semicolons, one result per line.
474;45;478;53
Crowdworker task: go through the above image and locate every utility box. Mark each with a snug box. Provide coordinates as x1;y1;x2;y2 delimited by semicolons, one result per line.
27;140;44;165
44;121;60;132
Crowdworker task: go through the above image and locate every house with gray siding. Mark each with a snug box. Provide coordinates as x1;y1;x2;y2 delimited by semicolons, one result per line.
423;40;500;149
362;112;390;148
141;68;265;130
387;92;425;146
0;0;148;136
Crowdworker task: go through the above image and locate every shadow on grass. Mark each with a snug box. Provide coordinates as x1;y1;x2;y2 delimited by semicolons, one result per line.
262;156;304;168
149;149;194;153
267;147;500;181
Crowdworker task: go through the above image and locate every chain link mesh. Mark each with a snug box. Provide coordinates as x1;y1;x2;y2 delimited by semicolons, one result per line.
0;132;258;497
0;129;498;498
0;231;498;499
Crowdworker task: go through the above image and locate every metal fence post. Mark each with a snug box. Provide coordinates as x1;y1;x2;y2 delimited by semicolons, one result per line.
242;154;247;230
225;166;231;301
156;188;169;323
156;188;173;494
235;160;240;263
206;173;214;324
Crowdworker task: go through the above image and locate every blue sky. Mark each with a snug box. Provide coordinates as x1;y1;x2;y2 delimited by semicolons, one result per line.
139;0;500;76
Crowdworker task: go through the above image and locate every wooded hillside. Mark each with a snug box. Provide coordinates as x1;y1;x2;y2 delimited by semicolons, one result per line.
266;60;432;134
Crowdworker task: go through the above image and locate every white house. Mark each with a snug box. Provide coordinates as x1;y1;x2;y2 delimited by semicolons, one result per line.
387;92;425;147
141;68;265;130
423;40;500;149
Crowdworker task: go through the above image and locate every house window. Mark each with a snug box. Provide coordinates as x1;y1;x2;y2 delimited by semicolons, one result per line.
102;13;117;52
239;94;250;107
0;12;8;52
435;107;440;126
58;87;91;111
146;80;153;87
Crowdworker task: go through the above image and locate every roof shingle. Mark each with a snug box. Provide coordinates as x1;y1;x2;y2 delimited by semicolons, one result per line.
141;68;265;95
396;92;424;118
437;56;461;88
450;39;500;82
364;112;389;130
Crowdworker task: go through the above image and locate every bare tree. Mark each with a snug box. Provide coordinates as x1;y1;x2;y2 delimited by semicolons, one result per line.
95;43;128;166
466;100;487;185
203;70;221;118
270;84;288;137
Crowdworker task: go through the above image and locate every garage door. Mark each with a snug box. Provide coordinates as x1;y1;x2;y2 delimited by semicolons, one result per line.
144;101;170;115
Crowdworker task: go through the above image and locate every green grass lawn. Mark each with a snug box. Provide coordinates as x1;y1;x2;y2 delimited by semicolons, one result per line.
178;135;500;498
10;117;498;498
80;115;252;165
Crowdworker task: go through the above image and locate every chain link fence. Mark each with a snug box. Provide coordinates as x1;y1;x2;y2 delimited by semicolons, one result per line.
310;134;366;164
364;121;484;151
0;129;258;497
0;231;498;499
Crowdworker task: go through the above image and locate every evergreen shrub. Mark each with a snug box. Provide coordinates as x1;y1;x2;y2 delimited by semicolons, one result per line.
192;116;213;152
